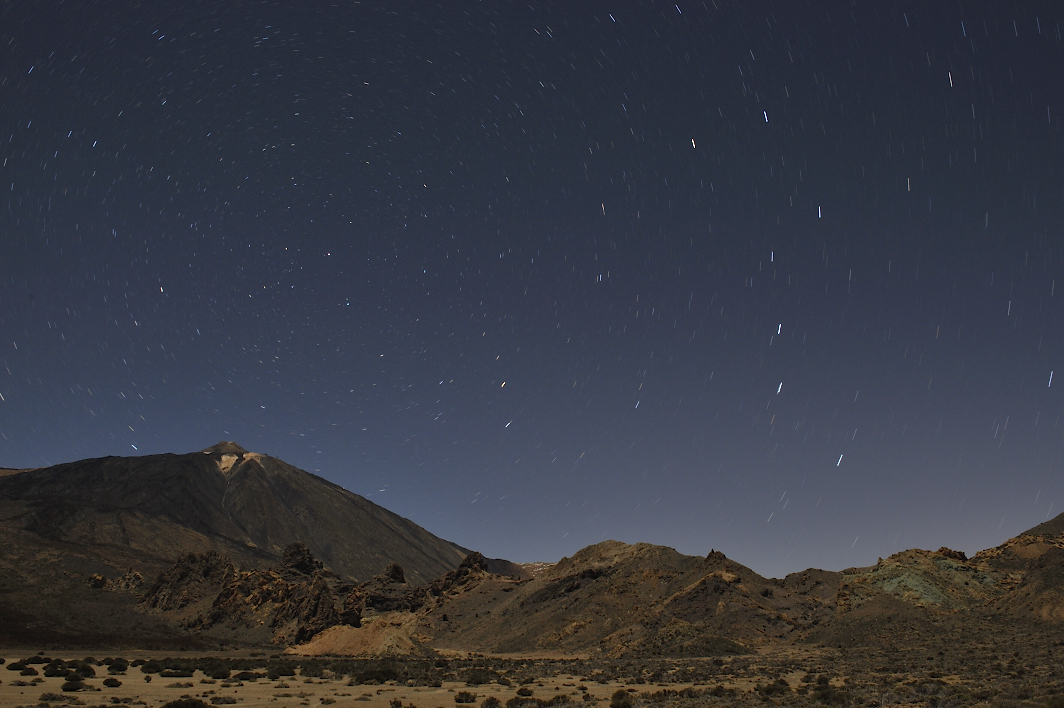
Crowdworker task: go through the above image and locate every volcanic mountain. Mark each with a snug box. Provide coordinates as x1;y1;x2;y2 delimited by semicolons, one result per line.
0;442;475;645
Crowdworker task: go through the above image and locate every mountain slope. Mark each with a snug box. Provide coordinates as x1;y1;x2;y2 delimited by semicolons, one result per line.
0;441;468;584
0;442;475;647
809;512;1064;646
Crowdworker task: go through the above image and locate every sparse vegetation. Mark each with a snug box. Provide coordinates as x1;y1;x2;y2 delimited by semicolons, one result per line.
756;680;790;697
161;700;211;708
349;667;400;685
232;671;263;681
5;628;1064;708
140;659;164;674
464;668;498;685
813;683;851;705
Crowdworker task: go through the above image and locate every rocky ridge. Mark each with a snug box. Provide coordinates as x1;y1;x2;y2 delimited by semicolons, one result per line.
140;543;366;645
292;516;1064;658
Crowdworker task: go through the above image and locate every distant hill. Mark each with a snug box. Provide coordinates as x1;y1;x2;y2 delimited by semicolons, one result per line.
413;539;840;656
295;513;1064;658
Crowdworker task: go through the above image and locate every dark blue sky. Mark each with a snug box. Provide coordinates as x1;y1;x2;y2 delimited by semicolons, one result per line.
2;1;1063;578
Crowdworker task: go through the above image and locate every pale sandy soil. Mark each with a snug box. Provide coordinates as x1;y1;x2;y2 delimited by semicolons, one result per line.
0;659;702;708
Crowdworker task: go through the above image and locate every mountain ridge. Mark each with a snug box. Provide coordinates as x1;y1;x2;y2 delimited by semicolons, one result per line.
1;443;1062;653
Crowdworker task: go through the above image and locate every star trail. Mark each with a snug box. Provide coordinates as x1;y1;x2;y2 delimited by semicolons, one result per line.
2;1;1063;578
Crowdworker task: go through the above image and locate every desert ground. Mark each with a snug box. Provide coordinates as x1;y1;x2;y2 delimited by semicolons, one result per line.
3;448;1064;708
2;628;1063;708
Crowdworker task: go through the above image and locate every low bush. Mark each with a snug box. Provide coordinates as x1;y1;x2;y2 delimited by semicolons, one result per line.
464;668;498;685
140;660;164;674
757;680;789;697
350;667;400;685
813;685;851;705
455;691;478;704
161;700;210;708
506;696;573;708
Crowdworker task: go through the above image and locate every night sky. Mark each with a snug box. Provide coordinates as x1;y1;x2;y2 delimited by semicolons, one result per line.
2;1;1064;579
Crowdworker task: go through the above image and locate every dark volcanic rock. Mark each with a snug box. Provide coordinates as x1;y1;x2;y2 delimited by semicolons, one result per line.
359;563;421;612
384;562;406;583
146;545;362;645
424;551;493;599
142;551;234;612
936;547;968;561
282;543;324;576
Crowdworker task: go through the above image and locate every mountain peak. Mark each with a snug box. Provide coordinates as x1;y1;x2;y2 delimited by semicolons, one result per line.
201;441;252;456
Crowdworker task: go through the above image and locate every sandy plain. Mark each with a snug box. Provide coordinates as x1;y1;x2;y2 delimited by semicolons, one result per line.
2;663;646;708
0;647;848;708
1;631;1062;708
